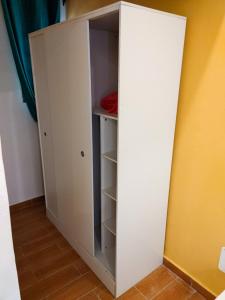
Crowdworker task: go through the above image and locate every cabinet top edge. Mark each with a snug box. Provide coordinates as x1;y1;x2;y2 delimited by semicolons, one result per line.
29;1;186;39
120;1;186;21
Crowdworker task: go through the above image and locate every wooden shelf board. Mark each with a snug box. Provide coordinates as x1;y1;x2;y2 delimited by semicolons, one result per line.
104;218;116;236
93;108;118;121
103;151;117;163
103;187;117;201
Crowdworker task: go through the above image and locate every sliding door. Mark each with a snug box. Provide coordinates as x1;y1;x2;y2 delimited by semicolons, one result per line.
44;20;94;255
30;33;58;219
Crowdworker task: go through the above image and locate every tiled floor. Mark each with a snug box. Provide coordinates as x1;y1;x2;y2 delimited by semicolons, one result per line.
11;199;206;300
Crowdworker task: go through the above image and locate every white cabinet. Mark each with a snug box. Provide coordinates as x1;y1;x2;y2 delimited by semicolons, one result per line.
29;1;186;297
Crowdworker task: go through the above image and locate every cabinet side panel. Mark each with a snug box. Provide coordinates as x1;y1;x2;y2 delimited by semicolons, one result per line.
29;34;58;218
116;5;186;296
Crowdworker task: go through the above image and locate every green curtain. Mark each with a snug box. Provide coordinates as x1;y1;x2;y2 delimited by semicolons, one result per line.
1;0;61;121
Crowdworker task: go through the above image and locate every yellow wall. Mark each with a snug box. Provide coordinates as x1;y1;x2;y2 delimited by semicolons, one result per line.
67;0;225;296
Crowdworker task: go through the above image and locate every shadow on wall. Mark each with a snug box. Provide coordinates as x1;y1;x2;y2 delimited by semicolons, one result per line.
0;3;44;205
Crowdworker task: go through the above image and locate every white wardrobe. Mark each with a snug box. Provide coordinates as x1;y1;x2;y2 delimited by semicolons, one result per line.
29;1;186;297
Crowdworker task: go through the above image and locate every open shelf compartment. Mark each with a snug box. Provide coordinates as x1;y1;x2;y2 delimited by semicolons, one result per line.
90;11;119;279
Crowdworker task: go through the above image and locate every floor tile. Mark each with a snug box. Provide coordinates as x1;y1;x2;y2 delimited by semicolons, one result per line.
11;203;44;216
27;245;63;271
11;199;204;300
12;216;48;237
118;287;146;299
74;258;90;275
21;266;79;300
11;206;46;225
152;280;194;300
79;291;99;300
18;270;37;291
16;256;33;274
14;246;24;259
47;272;101;300
136;266;176;299
13;226;49;246
21;231;63;256
13;219;54;237
56;238;74;252
34;249;80;279
10;198;44;215
189;292;206;300
93;284;114;300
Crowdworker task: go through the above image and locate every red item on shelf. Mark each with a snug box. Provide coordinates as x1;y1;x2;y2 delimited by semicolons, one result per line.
100;92;118;114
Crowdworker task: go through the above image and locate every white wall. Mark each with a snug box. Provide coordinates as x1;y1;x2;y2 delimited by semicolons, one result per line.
0;3;44;205
0;137;20;299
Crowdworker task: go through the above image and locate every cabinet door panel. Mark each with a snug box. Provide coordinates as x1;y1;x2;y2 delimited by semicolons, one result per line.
44;21;94;255
30;34;58;218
